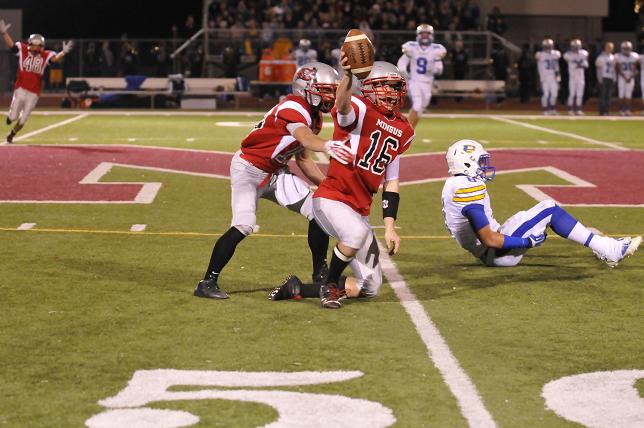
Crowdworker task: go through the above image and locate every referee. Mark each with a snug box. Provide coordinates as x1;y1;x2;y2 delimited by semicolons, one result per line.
595;42;616;116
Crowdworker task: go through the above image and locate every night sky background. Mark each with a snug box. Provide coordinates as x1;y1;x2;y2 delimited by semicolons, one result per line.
0;0;638;38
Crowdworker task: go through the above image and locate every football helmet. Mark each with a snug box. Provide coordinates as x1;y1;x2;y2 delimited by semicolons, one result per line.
570;39;582;51
361;61;407;115
542;38;554;52
292;62;339;113
446;140;495;180
299;39;311;51
416;24;434;46
28;33;45;53
621;41;632;54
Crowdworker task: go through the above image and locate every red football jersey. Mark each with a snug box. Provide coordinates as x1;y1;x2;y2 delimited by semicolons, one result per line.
240;94;322;173
14;42;56;96
314;95;415;216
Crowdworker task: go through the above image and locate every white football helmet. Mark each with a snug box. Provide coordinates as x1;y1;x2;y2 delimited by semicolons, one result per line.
299;39;311;51
416;24;434;46
570;39;582;51
446;140;496;180
361;61;407;114
292;62;338;113
621;41;632;54
542;38;554;51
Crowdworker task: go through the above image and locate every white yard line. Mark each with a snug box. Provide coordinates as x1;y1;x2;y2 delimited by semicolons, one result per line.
491;116;627;151
17;223;36;230
10;113;88;143
536;140;549;145
378;242;497;428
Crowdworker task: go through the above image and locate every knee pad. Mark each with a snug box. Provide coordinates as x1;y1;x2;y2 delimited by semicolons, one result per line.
233;224;255;236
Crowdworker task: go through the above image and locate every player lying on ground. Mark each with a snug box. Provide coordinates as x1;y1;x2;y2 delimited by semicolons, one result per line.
270;53;415;308
442;140;641;267
194;62;353;300
0;19;72;143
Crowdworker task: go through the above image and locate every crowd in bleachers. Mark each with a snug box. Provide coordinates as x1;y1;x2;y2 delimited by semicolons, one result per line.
207;0;483;33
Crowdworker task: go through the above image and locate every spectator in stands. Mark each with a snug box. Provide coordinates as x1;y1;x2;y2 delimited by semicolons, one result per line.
517;44;535;103
486;6;507;36
451;38;469;80
151;43;170;77
99;41;115;77
222;46;240;78
84;42;100;77
119;41;139;76
180;15;197;39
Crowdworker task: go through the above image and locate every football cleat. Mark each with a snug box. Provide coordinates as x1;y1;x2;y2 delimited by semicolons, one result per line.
193;279;229;299
312;262;329;285
268;275;302;301
5;117;11;125
595;236;641;268
6;131;15;144
320;283;346;309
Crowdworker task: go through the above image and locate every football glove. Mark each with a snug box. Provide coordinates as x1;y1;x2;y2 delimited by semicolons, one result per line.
528;233;546;248
325;139;353;165
61;40;73;54
0;19;11;33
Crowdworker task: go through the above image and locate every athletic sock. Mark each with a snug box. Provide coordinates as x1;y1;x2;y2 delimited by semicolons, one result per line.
301;276;346;298
326;246;353;284
203;227;247;281
308;220;329;276
550;205;620;259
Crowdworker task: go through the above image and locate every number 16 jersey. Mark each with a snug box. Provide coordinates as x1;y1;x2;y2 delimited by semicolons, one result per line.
314;95;415;215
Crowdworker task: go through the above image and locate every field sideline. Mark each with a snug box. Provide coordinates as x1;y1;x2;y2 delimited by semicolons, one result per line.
1;111;643;427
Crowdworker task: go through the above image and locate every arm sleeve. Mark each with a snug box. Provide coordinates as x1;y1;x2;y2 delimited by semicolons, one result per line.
461;204;490;231
397;54;410;73
337;107;356;128
384;156;400;181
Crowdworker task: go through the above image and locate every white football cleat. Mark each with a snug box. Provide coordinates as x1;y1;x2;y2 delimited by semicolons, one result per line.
595;236;642;268
575;110;585;116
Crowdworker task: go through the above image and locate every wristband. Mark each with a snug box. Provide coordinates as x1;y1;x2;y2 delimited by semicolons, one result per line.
501;235;531;250
382;191;400;220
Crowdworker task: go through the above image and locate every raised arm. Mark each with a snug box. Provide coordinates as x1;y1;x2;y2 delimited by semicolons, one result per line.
51;41;73;63
336;50;353;115
0;19;14;48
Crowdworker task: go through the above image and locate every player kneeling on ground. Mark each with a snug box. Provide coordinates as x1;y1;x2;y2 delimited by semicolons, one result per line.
442;140;641;267
0;19;72;143
270;54;415;308
194;62;353;300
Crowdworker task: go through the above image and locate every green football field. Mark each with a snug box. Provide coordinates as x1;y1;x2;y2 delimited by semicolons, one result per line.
1;111;643;427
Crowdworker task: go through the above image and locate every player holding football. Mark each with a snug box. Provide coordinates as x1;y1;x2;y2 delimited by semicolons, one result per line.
272;53;414;309
194;62;353;300
0;19;73;143
615;41;639;116
397;24;446;128
535;38;561;115
442;140;641;268
563;39;588;115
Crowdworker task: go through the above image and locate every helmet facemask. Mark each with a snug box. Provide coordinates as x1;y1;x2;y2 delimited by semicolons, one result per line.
28;34;45;54
476;154;496;181
362;77;407;115
306;82;337;113
417;31;433;46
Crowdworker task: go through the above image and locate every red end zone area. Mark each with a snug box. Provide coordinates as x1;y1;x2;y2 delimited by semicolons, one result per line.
1;145;643;206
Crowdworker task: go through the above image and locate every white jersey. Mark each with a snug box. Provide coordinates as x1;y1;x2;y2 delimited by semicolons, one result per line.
615;52;639;80
400;41;446;83
441;176;500;259
563;49;588;82
535;50;561;81
595;52;616;80
293;48;317;67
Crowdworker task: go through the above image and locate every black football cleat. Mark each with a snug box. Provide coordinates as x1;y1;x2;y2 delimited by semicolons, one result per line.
320;283;345;309
268;275;302;301
6;117;11;125
194;279;229;299
312;262;329;285
6;131;15;144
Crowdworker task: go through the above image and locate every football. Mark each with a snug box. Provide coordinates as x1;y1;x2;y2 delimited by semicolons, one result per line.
341;29;375;79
